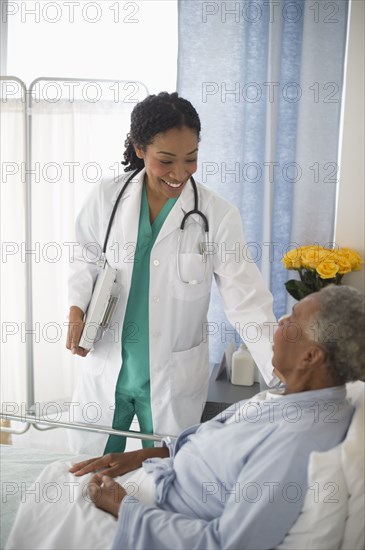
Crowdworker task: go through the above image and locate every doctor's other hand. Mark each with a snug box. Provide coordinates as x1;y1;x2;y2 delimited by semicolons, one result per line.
66;306;89;357
70;447;170;478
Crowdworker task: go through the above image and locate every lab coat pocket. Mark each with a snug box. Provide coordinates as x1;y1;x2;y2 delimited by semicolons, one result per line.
84;332;113;375
171;253;211;301
171;340;209;398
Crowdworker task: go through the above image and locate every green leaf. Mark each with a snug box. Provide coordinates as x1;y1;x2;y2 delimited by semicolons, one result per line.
301;269;318;291
284;280;315;301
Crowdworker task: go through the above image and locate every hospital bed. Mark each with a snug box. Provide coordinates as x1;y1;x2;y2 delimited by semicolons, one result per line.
0;446;75;549
0;418;164;550
1;381;364;550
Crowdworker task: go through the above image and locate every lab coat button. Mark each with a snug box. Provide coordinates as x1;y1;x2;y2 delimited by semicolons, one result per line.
153;259;160;266
153;331;161;338
153;296;160;303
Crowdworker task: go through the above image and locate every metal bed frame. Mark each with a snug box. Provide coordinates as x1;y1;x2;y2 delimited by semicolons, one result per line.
0;76;162;443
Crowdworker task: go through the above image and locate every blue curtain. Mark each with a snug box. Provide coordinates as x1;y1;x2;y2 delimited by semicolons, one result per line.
177;0;348;362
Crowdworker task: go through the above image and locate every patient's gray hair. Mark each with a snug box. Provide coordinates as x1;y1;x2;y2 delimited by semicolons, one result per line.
308;285;365;383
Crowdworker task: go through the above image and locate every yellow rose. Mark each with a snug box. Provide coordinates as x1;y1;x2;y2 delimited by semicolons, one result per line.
281;248;302;269
301;247;328;269
316;261;339;279
338;248;363;271
321;247;339;262
335;254;352;274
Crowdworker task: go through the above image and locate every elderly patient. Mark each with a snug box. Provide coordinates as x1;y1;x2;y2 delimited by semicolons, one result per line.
66;285;364;550
6;285;364;550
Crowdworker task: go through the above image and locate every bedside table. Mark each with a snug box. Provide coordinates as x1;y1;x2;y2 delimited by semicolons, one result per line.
201;364;260;422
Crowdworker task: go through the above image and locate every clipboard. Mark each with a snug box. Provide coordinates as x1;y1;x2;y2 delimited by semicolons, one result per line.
79;262;121;350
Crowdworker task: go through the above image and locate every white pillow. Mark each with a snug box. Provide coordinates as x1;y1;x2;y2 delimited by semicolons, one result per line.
276;444;348;550
340;382;365;550
276;381;365;550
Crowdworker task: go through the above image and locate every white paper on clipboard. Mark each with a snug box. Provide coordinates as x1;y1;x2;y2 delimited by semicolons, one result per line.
79;263;121;350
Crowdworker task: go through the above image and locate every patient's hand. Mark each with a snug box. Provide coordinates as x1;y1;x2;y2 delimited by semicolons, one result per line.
88;474;126;517
70;447;169;478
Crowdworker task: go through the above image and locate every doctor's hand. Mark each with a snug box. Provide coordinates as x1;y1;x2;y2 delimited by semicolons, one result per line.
70;447;169;478
66;306;89;357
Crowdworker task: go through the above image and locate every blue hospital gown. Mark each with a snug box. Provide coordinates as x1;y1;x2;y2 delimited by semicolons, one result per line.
112;385;353;550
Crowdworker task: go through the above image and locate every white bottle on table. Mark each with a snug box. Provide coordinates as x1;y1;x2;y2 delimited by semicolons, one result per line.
231;344;255;386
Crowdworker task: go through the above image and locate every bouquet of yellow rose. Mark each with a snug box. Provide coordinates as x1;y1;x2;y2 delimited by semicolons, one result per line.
281;245;363;300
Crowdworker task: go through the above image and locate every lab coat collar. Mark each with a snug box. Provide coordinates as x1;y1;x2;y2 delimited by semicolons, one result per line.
178;176;200;217
154;176;205;246
110;168;145;205
112;168;204;223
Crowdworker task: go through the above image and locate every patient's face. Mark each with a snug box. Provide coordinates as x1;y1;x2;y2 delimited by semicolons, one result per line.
272;294;319;377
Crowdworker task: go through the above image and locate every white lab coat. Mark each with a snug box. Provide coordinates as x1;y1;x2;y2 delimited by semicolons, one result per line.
68;169;277;454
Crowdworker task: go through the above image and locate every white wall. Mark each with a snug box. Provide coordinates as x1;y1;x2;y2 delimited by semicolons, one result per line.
335;0;365;292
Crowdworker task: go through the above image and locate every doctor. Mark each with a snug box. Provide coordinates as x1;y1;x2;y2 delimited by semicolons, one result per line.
66;92;279;455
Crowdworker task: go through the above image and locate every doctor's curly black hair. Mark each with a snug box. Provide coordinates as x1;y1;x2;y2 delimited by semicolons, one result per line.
122;92;201;172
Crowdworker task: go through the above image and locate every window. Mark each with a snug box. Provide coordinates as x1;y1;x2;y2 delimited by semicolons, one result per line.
5;0;177;92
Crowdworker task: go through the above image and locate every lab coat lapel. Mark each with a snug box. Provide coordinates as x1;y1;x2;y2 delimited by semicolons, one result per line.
112;169;144;265
154;179;198;247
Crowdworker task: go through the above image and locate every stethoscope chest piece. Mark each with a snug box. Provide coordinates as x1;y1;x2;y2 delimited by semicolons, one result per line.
176;177;209;285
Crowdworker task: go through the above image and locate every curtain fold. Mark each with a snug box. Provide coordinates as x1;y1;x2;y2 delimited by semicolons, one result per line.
1;98;27;405
1;86;148;406
30;95;147;404
177;0;348;362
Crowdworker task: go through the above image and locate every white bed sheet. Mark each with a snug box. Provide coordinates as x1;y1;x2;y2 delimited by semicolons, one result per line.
0;446;76;550
3;448;155;550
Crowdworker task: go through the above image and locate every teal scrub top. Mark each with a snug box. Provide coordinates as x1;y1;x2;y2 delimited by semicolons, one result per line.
116;182;178;396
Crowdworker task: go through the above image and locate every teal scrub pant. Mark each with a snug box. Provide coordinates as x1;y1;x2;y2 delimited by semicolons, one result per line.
104;390;154;454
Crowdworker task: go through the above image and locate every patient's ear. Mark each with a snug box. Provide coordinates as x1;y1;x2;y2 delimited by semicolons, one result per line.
303;344;327;369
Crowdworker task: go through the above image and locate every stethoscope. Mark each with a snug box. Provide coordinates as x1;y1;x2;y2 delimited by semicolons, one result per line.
102;168;210;285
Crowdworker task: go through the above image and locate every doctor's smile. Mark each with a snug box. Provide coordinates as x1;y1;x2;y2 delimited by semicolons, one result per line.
161;179;184;188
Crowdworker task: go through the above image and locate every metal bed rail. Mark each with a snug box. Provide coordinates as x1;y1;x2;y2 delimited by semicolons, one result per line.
0;412;169;442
